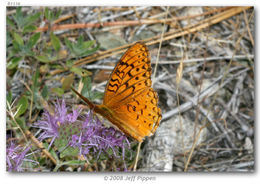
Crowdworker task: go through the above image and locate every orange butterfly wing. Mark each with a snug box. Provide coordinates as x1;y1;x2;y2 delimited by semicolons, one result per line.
96;42;162;141
72;42;161;142
103;43;151;106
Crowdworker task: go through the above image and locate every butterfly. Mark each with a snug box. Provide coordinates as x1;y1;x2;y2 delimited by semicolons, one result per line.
71;42;162;142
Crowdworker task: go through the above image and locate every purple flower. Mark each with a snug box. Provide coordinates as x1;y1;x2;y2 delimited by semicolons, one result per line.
6;141;32;172
34;110;59;147
69;111;130;160
33;99;131;170
34;98;81;147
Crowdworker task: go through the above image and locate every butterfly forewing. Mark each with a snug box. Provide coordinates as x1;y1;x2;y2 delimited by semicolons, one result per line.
103;42;152;108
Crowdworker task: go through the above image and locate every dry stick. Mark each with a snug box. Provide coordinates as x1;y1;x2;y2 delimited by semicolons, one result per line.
161;66;250;121
183;70;250;171
97;7;231;35
133;141;142;171
184;10;254;172
242;9;254;46
176;58;185;165
146;7;251;46
25;130;57;165
217;98;250;130
85;55;254;70
185;124;208;171
152;6;169;84
97;7;103;27
93;6;149;24
53;14;76;24
157;55;254;65
37;13;154;32
6;7;30;16
177;87;237;148
49;7;246;76
36;7;231;32
193;29;209;143
94;7;130;12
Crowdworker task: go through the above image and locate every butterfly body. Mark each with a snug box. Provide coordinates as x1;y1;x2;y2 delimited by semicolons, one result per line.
72;42;161;142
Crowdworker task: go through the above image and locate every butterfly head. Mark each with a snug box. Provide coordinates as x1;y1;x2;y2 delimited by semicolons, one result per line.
94;104;114;119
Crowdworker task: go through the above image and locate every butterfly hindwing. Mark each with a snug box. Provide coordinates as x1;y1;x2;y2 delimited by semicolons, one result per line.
110;88;162;141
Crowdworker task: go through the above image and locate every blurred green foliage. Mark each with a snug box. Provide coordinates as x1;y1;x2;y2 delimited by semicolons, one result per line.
65;35;100;57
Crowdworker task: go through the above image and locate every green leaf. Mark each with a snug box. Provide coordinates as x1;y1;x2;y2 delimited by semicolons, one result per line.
65;38;73;51
14;117;27;130
54;9;62;20
44;8;50;20
35;55;50;63
7;91;12;104
71;43;83;56
65;37;98;57
35;55;55;63
13;7;23;29
50;32;61;51
41;85;49;99
32;69;40;91
49;146;59;162
23;25;37;33
6;17;15;29
49;11;54;21
13;32;24;46
12;40;21;51
59;160;86;167
81;44;100;56
27;32;41;49
92;91;104;101
31;69;40;106
65;60;73;68
44;8;62;23
42;142;59;164
77;35;84;46
59;147;79;159
52;87;64;97
70;67;92;77
16;96;28;117
25;12;41;26
7;57;22;69
62;73;74;91
7;32;12;47
81;76;92;99
82;40;95;49
12;8;40;29
54;124;80;159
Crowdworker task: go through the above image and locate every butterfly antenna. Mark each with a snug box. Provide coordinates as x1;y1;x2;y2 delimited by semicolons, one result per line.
71;87;95;110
